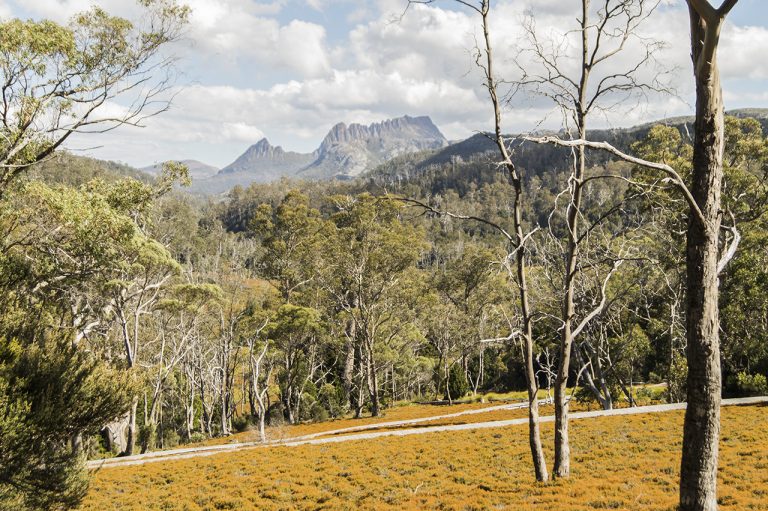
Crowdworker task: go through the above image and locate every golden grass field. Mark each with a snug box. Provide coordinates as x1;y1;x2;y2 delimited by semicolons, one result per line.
188;387;665;446
198;399;522;445
80;403;768;510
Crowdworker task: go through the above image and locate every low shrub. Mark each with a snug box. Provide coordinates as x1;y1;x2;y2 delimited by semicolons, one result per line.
734;371;768;396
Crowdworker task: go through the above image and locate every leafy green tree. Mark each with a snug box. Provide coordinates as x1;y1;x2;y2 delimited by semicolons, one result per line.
0;335;134;510
249;190;332;302
325;194;428;416
634;118;768;394
0;1;189;194
267;304;325;424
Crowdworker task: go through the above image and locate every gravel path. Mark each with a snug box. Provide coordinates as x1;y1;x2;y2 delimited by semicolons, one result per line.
88;395;768;469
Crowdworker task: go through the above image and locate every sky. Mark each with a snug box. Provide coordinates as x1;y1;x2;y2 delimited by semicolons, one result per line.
3;0;767;169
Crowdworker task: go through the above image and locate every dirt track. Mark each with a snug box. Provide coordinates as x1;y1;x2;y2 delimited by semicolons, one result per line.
88;395;768;469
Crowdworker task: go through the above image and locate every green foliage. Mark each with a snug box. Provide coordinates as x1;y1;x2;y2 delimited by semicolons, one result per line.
138;423;157;454
667;355;688;404
0;335;134;510
250;190;332;301
446;364;470;401
0;1;189;191
733;372;768;397
316;383;347;419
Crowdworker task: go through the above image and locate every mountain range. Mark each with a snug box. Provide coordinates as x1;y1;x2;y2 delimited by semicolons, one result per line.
183;115;446;194
143;108;768;196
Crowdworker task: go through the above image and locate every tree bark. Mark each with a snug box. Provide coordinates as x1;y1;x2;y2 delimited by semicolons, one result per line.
679;3;731;509
553;108;587;478
366;342;380;416
478;0;549;481
343;313;356;410
125;397;138;456
553;0;592;473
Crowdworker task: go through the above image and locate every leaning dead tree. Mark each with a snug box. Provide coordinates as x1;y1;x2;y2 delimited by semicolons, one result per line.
512;0;671;478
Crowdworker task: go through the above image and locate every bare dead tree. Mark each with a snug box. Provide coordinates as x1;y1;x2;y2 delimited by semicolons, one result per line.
245;318;272;442
403;0;549;482
509;0;674;479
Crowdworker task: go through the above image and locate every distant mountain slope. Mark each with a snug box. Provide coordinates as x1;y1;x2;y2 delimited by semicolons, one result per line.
415;108;768;171
298;116;447;180
189;108;767;196
189;115;447;194
218;138;316;182
141;160;219;181
29;152;151;187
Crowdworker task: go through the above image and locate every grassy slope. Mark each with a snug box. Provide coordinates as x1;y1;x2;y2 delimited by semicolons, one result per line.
81;404;768;511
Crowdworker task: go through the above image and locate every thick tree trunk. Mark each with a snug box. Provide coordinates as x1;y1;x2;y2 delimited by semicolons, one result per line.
680;6;727;510
343;316;356;410
478;0;549;481
554;132;586;479
511;179;549;483
354;346;366;418
258;411;266;443
103;414;129;454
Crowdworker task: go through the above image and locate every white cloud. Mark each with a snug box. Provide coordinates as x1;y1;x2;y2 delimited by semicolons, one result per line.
8;0;764;168
305;0;324;11
183;3;331;78
720;24;768;80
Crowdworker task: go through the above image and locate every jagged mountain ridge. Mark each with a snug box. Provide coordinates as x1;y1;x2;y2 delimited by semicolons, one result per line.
299;115;447;180
186;108;767;196
191;115;446;193
218;138;316;181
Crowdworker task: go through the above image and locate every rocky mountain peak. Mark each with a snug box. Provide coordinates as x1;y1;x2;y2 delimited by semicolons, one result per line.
208;114;447;188
248;138;284;157
318;115;445;156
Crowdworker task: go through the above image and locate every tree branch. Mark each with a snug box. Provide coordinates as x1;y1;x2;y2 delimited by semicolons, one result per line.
522;135;706;225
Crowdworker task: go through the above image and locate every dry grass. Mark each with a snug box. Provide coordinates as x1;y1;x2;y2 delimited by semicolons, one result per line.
197;399;526;446
81;404;768;510
190;387;661;446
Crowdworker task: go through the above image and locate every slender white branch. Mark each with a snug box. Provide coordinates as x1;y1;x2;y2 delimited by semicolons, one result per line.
522;135;706;225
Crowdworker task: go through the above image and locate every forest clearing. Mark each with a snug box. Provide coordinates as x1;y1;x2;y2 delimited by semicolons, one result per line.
80;403;768;510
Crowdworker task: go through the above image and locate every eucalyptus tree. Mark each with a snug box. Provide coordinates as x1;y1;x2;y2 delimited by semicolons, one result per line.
241;308;273;442
267;304;325;424
403;0;552;481
511;0;672;478
325;194;428;417
630;106;764;508
108;215;180;454
0;0;189;195
139;283;221;451
0;181;145;508
249;190;332;302
433;244;508;398
679;4;741;506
